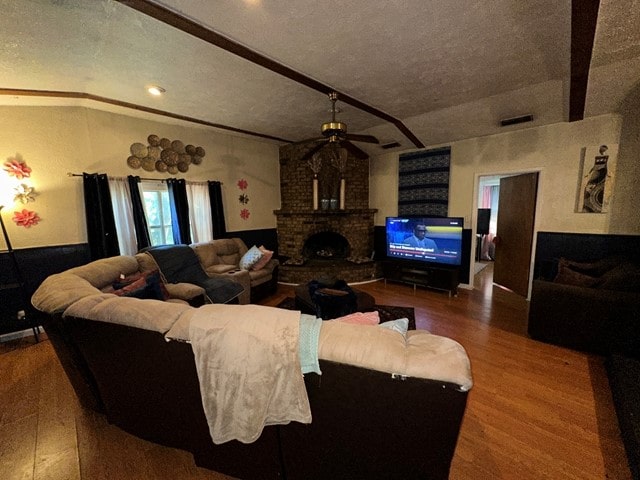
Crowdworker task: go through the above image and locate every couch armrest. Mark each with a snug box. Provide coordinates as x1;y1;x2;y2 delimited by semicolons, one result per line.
205;270;251;305
165;282;206;301
257;258;280;275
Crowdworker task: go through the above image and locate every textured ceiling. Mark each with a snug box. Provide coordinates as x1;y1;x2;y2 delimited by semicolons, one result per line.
1;0;639;153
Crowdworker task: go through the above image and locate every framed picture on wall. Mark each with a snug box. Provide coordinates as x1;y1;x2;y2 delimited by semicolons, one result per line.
576;144;618;213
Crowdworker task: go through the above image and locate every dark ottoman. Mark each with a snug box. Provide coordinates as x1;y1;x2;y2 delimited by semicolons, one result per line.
294;281;376;318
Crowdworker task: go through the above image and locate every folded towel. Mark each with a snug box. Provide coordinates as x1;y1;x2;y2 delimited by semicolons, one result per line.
299;314;322;375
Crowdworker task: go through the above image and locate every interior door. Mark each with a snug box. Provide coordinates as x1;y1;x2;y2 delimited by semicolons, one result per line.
493;172;539;297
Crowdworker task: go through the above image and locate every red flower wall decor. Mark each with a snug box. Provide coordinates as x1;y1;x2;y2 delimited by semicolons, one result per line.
237;178;248;190
3;157;32;179
240;208;250;220
13;209;40;228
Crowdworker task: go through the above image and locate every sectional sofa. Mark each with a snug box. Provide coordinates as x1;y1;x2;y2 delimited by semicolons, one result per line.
31;255;473;480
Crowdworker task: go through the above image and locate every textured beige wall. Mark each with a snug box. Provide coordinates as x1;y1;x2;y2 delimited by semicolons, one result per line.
370;113;638;235
0;106;280;249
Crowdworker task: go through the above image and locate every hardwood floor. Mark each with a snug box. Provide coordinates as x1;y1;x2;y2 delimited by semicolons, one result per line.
0;265;631;479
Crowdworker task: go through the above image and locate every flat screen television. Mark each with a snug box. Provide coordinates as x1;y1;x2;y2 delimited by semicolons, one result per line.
385;216;464;266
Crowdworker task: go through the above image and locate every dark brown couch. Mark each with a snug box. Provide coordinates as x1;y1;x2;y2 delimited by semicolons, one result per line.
528;255;640;358
32;255;473;480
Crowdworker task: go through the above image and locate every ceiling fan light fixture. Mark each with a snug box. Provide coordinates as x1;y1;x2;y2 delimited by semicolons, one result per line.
321;121;347;138
147;85;166;96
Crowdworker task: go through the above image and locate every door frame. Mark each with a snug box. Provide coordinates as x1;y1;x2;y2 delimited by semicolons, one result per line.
471;167;545;300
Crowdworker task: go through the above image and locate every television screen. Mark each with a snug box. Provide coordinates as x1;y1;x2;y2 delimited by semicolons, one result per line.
385;216;463;266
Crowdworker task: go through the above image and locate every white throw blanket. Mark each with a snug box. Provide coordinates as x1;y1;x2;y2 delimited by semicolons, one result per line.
189;304;312;444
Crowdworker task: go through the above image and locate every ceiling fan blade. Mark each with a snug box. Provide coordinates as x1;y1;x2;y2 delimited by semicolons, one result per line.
345;133;379;144
342;141;369;159
301;141;328;160
289;136;324;146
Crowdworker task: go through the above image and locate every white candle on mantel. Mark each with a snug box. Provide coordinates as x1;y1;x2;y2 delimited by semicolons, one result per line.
313;177;319;210
339;178;346;210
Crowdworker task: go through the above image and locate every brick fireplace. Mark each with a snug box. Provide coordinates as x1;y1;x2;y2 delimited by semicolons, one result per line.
275;143;380;284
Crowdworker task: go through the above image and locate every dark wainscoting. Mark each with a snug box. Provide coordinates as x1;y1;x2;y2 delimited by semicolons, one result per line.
226;228;278;255
373;226;471;285
1;243;91;335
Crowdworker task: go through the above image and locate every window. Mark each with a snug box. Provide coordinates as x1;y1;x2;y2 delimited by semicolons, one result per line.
139;181;173;246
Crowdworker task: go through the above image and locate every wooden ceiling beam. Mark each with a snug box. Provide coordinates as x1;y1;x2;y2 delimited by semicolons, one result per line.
117;0;425;148
0;88;291;143
569;0;601;122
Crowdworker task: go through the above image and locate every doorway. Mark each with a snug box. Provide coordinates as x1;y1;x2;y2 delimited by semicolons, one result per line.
474;171;540;299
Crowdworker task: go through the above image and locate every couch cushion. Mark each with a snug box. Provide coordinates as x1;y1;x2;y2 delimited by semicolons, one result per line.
211;239;245;266
135;252;163;275
562;255;626;277
553;260;599;287
205;264;238;274
163;282;206;301
64;295;190;333
68;256;140;289
318;321;473;391
597;262;640;292
191;242;218;268
165;309;197;342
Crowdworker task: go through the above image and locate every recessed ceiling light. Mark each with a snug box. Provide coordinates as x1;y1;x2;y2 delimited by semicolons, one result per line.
147;85;166;96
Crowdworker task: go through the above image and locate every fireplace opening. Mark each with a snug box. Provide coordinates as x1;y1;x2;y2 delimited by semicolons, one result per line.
302;232;350;260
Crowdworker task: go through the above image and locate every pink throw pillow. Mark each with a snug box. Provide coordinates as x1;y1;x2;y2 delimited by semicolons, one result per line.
251;245;274;271
332;311;380;325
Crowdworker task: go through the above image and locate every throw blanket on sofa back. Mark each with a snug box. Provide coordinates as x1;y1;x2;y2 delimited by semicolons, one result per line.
145;245;244;304
188;304;312;444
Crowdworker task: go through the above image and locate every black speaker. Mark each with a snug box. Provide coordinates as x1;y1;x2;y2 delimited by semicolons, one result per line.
477;208;491;235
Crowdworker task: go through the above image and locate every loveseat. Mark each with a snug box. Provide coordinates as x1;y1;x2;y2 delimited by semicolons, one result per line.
32;255;472;480
191;238;279;304
528;256;640;357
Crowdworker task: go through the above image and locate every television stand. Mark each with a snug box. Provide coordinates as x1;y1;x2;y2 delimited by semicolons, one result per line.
382;261;459;297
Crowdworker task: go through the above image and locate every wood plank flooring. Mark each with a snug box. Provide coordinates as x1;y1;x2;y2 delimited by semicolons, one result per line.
0;264;631;479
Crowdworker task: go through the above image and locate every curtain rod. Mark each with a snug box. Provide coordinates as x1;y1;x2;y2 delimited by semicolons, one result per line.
66;173;221;185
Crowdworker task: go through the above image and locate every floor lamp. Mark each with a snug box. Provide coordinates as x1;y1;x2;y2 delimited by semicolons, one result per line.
0;205;40;341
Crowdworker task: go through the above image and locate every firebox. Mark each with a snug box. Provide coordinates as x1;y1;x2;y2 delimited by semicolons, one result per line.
302;232;350;260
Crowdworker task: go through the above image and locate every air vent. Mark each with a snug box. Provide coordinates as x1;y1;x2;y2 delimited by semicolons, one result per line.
500;114;534;127
381;141;401;149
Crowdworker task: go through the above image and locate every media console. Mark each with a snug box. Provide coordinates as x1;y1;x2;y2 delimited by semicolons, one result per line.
382;260;459;297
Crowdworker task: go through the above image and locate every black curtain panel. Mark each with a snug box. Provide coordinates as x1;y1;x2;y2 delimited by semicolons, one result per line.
208;180;227;239
167;178;191;245
127;175;151;251
82;172;120;260
398;147;451;217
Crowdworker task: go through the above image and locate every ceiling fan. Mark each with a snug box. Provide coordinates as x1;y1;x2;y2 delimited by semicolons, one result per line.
296;92;379;160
